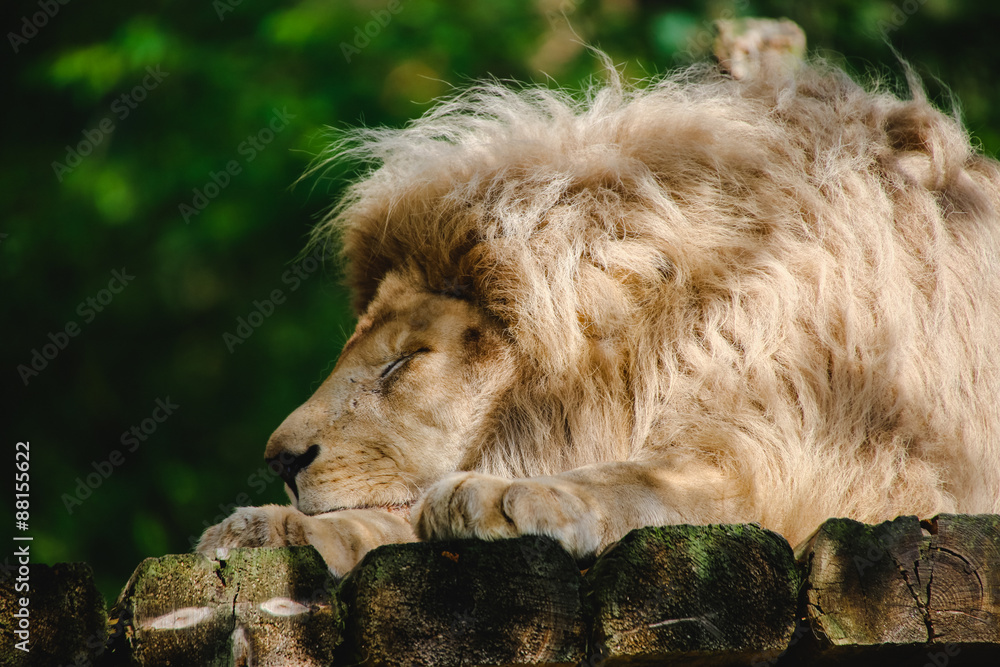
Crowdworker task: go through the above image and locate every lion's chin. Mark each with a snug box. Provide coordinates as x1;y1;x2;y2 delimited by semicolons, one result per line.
292;486;414;519
305;503;413;520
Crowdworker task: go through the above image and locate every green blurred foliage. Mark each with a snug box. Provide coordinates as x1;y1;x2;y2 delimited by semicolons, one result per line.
4;0;998;604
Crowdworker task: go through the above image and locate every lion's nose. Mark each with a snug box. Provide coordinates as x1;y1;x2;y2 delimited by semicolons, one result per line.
266;444;320;498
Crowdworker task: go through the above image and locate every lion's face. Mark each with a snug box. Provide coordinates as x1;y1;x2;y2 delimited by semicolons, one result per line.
264;270;516;516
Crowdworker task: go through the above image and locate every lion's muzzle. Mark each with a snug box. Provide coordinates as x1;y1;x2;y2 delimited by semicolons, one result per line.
266;444;320;499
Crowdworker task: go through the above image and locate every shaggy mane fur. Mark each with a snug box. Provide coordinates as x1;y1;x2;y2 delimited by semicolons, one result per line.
314;61;1000;541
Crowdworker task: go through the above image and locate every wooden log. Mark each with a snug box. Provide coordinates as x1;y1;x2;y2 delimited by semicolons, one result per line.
792;513;1000;665
108;546;343;666
337;535;588;666
0;562;106;667
586;524;799;666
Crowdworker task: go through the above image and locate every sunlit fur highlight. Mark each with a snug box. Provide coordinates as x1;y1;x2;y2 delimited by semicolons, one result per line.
313;60;1000;544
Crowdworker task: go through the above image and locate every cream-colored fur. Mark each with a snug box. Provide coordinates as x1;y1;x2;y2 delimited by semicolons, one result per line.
198;58;1000;575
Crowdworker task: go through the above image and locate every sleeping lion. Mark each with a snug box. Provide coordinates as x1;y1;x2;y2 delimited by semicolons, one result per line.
198;56;1000;576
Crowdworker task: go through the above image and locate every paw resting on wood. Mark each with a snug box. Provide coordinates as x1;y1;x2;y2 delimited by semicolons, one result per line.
196;505;308;554
412;472;602;559
197;505;416;576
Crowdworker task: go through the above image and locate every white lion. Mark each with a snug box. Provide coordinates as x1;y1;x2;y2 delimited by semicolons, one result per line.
198;56;1000;575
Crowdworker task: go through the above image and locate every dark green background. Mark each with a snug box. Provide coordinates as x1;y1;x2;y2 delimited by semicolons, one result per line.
5;0;998;604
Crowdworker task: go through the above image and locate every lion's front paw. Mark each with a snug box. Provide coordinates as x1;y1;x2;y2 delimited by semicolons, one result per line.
412;472;601;558
195;504;308;558
196;505;417;577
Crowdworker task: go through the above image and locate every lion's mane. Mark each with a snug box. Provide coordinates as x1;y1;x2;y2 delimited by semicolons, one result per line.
316;61;1000;540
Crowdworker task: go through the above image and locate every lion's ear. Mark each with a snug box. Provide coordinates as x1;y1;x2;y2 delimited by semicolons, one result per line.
713;18;806;81
883;101;994;220
884;102;960;191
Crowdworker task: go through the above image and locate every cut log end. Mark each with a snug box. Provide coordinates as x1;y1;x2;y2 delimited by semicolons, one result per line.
108;546;343;666
792;513;1000;665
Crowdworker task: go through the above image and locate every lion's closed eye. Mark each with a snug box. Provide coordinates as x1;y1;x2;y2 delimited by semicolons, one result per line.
380;348;429;380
